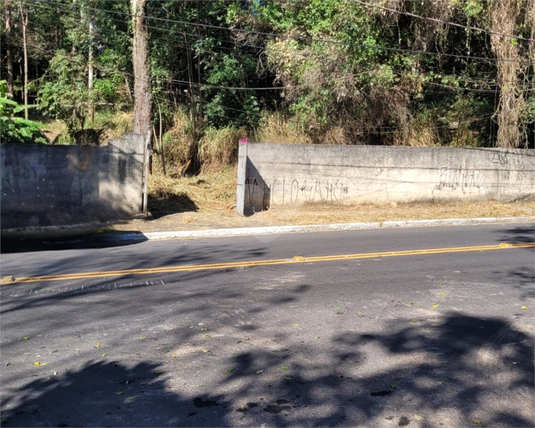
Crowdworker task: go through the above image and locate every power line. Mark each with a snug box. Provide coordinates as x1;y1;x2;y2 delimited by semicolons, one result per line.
353;0;535;43
27;0;527;63
19;0;535;94
20;16;530;94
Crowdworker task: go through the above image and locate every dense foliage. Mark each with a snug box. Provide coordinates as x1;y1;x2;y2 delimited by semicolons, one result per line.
2;0;533;158
0;80;48;144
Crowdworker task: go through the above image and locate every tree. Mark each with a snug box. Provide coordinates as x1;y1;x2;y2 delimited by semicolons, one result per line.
489;0;534;148
131;0;152;136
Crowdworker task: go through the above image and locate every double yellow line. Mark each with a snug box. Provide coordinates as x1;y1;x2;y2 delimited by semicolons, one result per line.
5;242;534;284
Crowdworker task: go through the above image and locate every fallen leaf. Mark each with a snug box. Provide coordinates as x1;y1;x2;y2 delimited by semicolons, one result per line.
5;362;10;366
256;370;263;374
293;323;299;327
140;336;146;340
314;336;320;339
76;349;81;352
472;421;482;425
115;391;124;396
101;353;107;357
53;371;58;375
23;336;30;340
34;362;40;366
94;342;101;348
283;376;293;381
521;306;528;310
202;349;210;353
390;384;398;389
280;366;289;370
125;396;135;403
408;301;414;306
224;368;234;374
163;350;170;354
155;370;164;375
188;325;194;329
201;327;209;331
512;361;518;365
237;340;242;344
205;334;211;338
432;304;439;309
125;379;130;384
40;363;47;366
172;354;177;358
414;415;423;421
440;292;445;296
412;319;418;323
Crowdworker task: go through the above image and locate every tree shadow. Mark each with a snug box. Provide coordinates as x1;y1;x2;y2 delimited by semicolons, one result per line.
147;192;198;219
496;225;535;245
1;232;148;254
1;360;207;427
2;313;532;427
216;313;534;427
491;225;535;298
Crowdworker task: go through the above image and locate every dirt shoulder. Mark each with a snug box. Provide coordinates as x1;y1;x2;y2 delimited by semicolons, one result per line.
113;200;535;234
109;167;535;234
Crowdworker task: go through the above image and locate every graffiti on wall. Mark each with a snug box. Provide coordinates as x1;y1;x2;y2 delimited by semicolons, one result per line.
245;177;349;207
435;167;483;191
487;150;535;192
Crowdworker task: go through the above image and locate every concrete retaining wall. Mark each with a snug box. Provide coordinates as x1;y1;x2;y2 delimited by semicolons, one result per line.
1;133;146;237
237;143;535;215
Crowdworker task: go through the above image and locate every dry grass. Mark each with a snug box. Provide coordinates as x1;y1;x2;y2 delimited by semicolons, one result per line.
41;112;134;145
115;164;535;233
159;109;196;174
253;112;310;144
42;119;67;144
99;111;134;143
199;127;246;169
148;162;237;214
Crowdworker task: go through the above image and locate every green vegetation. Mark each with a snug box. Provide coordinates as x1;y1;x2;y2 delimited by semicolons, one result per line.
1;0;534;167
0;81;47;145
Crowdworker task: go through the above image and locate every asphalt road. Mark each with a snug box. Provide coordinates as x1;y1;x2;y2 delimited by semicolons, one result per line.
1;223;534;427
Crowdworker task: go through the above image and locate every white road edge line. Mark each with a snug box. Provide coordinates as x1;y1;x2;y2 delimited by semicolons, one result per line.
142;217;535;241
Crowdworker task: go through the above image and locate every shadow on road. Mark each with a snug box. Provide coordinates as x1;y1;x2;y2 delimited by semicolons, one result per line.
1;232;148;254
496;225;535;246
492;225;535;298
2;313;533;427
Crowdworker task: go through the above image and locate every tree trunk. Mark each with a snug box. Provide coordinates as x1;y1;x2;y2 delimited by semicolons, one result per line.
88;16;95;123
131;0;152;136
20;2;29;119
490;0;523;148
5;0;14;99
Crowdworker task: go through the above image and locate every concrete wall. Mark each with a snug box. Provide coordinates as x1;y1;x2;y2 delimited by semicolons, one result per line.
237;143;535;215
1;133;146;237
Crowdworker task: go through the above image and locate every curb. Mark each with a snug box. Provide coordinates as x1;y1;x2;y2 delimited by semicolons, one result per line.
141;216;535;241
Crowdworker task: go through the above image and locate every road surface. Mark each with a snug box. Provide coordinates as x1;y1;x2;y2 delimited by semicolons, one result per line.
1;223;534;427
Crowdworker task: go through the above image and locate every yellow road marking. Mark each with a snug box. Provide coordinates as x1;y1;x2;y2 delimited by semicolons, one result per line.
5;242;534;284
